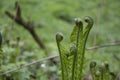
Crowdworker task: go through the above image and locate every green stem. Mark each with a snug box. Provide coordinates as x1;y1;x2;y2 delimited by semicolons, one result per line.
71;45;77;80
79;16;93;80
56;33;64;80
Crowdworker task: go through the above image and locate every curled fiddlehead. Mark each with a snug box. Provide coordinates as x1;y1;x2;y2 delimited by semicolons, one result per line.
56;33;70;80
84;16;94;41
84;16;93;26
70;18;83;45
56;33;65;80
75;18;83;26
78;16;93;79
56;32;63;43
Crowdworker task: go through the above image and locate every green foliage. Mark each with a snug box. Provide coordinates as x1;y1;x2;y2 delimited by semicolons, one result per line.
0;0;120;80
56;16;93;80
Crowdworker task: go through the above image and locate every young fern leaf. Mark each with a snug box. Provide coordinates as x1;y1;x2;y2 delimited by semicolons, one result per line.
70;18;83;45
56;16;94;80
78;16;93;80
83;16;93;42
71;18;84;80
56;33;69;80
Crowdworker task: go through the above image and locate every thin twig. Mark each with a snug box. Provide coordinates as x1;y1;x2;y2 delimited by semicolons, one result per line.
86;42;120;50
5;1;46;50
0;42;120;76
0;55;58;76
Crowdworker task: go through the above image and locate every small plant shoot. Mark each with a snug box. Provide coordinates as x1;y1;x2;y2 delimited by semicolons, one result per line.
56;16;93;80
56;16;116;80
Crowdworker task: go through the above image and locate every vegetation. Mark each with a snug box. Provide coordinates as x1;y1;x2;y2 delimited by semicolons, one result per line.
0;0;120;80
56;17;116;80
56;16;93;80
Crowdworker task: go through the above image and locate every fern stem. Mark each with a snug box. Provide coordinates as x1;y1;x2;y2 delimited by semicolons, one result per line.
71;45;77;80
56;33;65;80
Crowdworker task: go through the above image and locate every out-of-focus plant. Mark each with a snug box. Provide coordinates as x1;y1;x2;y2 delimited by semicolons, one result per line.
0;33;31;80
89;61;116;80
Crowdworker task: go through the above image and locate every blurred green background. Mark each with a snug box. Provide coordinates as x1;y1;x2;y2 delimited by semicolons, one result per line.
0;0;120;80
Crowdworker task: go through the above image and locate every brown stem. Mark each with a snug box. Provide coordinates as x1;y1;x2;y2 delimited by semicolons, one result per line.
5;3;46;50
29;28;45;50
